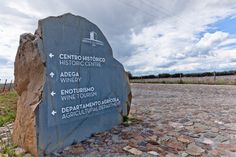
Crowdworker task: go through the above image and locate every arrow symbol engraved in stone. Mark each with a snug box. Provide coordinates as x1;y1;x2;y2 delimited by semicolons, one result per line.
51;110;57;116
49;53;54;58
49;72;55;78
51;91;56;96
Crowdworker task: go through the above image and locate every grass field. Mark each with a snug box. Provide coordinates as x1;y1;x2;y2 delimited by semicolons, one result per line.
0;91;18;127
131;75;236;85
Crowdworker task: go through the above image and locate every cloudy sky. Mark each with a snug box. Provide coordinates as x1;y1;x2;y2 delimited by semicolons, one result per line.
1;0;236;80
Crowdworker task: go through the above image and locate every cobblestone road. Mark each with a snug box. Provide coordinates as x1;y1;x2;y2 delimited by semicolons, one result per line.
1;84;236;157
61;84;236;157
128;84;236;157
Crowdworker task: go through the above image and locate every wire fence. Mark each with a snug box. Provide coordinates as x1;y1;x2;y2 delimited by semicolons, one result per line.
0;79;14;94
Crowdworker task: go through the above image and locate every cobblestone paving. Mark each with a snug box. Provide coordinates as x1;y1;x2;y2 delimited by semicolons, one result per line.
1;84;236;157
60;84;236;157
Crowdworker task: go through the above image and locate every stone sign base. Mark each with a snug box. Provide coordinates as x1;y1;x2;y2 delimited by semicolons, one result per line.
13;13;131;157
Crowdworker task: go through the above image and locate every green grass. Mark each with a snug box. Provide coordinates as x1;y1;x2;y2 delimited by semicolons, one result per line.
0;91;18;127
123;115;142;127
1;144;18;156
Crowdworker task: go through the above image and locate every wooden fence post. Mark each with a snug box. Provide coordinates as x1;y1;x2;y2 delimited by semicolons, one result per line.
179;73;183;83
8;80;12;91
2;79;7;92
214;71;216;82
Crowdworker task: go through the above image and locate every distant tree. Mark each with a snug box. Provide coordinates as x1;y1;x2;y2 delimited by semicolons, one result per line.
172;73;183;78
130;70;236;80
126;71;133;79
158;73;171;78
143;75;156;79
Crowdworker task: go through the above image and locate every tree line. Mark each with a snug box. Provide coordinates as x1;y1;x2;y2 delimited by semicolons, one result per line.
128;70;236;79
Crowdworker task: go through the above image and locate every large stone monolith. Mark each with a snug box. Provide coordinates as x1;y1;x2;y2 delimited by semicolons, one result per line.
13;13;131;157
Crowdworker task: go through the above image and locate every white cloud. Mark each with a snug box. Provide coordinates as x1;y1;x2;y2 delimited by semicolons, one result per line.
0;0;156;80
125;0;236;75
7;1;42;18
0;0;236;79
194;31;229;55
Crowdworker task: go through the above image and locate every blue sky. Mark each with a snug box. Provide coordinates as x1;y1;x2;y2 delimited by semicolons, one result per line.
215;17;236;35
0;0;236;81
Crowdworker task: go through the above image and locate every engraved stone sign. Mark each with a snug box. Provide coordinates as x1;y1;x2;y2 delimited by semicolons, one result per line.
13;13;132;157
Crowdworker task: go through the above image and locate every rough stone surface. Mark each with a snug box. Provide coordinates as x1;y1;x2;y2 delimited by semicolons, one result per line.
147;151;159;156
177;135;192;144
123;146;143;155
186;143;205;155
12;13;131;157
13;33;44;156
15;147;26;156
